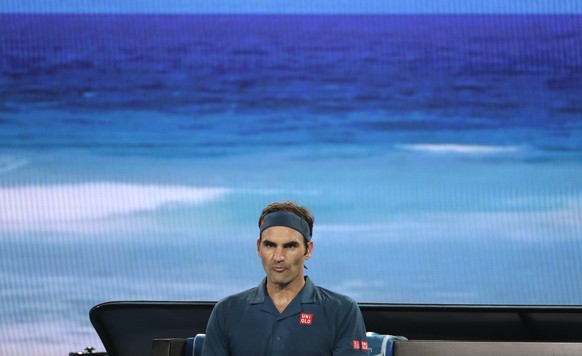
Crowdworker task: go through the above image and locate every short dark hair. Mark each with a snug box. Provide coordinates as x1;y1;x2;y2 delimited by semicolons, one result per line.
258;201;314;249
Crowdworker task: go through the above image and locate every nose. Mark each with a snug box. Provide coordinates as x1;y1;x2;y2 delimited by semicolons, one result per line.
273;247;285;262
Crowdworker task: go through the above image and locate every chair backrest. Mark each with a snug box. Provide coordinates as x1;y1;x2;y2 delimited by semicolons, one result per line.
366;332;407;356
90;301;213;356
191;334;205;356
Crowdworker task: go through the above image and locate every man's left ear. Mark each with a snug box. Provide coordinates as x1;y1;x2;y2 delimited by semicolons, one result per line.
305;241;314;260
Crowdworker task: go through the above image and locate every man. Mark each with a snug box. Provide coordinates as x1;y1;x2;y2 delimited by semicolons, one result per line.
202;201;369;356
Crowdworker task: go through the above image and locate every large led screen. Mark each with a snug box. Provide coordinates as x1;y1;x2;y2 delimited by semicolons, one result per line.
1;1;581;354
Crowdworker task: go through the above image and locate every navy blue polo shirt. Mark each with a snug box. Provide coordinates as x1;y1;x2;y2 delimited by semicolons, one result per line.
202;277;368;356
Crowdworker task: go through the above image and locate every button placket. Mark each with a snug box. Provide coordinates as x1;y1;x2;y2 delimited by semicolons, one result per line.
272;319;285;353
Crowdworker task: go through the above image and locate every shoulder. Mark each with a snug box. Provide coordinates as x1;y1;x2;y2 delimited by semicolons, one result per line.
304;277;358;308
315;285;357;304
214;286;258;311
313;284;360;314
310;284;367;336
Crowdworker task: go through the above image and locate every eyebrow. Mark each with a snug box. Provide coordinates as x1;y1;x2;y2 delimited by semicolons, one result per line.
283;241;300;248
262;240;300;248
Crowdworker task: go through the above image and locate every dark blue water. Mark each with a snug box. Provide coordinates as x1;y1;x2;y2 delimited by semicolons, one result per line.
1;14;581;155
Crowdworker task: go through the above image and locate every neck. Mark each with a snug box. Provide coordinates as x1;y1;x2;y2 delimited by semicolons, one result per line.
266;277;306;313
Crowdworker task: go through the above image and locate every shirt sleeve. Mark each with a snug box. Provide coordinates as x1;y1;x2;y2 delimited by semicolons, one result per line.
201;302;230;356
332;299;369;355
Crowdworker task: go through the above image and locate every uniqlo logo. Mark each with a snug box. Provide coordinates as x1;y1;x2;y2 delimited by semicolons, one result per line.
361;341;369;350
353;340;360;350
299;313;313;325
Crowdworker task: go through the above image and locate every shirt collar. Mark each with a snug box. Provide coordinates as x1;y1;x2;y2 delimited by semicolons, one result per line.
250;276;316;304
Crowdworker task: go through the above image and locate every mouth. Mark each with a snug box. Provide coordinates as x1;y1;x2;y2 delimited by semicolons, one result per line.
272;266;286;273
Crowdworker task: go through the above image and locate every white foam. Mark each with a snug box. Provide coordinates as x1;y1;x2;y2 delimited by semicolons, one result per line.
0;156;28;174
396;143;521;155
0;183;229;232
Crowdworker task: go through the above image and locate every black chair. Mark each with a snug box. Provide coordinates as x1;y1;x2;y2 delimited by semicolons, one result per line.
90;301;582;356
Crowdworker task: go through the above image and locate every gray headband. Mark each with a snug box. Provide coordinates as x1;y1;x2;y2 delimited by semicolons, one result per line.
259;210;312;242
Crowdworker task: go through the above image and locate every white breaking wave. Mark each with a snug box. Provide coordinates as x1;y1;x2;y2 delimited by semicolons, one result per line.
0;156;28;174
396;143;522;155
0;183;230;232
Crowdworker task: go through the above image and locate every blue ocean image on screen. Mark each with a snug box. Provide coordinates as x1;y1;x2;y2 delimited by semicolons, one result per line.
0;14;581;354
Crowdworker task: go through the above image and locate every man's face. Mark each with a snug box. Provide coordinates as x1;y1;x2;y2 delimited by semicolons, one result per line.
257;226;313;289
